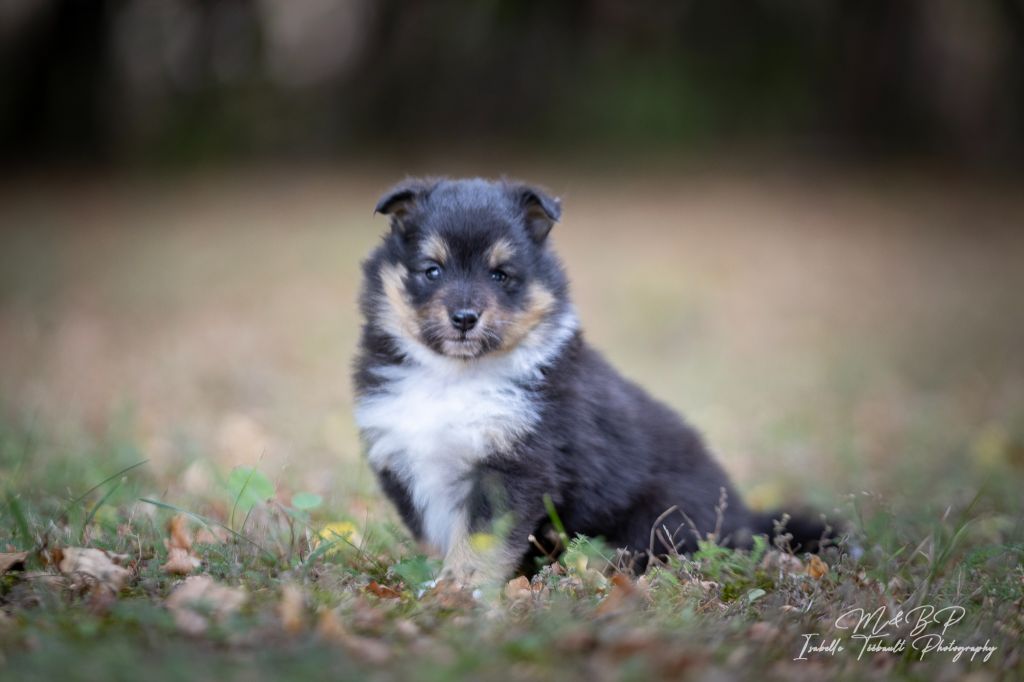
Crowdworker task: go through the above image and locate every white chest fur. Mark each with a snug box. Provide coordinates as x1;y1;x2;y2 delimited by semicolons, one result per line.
355;358;540;553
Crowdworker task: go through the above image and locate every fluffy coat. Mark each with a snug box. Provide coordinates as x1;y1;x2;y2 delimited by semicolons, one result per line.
353;177;829;585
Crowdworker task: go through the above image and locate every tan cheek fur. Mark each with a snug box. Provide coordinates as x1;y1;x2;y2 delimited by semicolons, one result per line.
497;283;557;351
378;263;421;340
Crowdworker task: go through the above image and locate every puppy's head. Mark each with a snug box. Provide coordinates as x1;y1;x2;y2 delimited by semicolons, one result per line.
363;178;569;361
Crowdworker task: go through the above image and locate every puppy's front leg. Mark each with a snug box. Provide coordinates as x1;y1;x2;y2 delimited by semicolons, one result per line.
439;513;519;588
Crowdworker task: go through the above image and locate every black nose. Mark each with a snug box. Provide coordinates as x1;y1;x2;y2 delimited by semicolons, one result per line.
450;309;479;331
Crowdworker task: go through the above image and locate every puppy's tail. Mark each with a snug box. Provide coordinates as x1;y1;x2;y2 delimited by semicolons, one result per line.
751;508;838;553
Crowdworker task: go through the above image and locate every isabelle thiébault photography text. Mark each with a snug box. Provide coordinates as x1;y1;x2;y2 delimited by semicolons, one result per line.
796;604;998;663
1;2;1022;681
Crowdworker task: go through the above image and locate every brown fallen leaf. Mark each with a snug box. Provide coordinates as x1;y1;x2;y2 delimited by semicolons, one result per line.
748;621;780;642
168;515;192;551
53;547;130;593
0;551;28;574
162;548;201;575
760;550;804;575
806;554;829;580
338;632;392;665
504;576;531;601
634;574;653;601
605;627;659;660
20;571;68;590
166;576;247;635
316;608;347;641
423;579;475;610
595;574;639;616
162;516;200;575
316;608;391;664
393;618;420;639
365;581;402;599
555;626;597;653
279;584;306;634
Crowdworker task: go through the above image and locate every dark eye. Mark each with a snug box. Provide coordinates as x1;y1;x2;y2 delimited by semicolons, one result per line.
490;269;509;284
425;265;442;281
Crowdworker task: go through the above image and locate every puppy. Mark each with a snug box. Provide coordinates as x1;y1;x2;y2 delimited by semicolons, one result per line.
354;177;831;586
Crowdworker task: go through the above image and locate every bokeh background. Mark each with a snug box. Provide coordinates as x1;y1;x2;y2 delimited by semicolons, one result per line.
2;0;1024;525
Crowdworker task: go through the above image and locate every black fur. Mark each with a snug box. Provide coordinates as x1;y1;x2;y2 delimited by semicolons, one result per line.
355;177;833;577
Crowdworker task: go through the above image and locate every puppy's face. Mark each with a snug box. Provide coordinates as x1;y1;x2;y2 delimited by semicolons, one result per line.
365;179;568;361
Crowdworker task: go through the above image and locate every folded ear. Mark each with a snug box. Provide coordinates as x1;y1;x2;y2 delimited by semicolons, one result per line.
374;179;431;234
513;184;561;244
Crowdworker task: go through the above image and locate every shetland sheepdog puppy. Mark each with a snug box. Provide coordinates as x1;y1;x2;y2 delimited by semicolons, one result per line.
354;177;832;587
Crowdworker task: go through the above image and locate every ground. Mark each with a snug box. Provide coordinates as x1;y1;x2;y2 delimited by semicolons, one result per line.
1;166;1022;681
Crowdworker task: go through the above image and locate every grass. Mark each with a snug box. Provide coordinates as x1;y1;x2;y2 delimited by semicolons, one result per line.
1;167;1023;680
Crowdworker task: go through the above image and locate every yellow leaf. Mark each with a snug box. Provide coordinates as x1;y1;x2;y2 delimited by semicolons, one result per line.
314;521;362;555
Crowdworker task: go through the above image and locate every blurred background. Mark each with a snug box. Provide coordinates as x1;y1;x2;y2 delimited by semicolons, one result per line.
5;0;1024;166
2;0;1023;522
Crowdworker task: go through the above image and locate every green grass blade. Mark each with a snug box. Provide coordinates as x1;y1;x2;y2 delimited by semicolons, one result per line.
6;492;33;550
65;459;149;513
138;497;277;562
81;480;121;541
543;493;569;546
229;465;259;531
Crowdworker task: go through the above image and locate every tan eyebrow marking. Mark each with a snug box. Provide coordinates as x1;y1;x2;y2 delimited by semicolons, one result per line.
486;238;516;269
420;234;450;264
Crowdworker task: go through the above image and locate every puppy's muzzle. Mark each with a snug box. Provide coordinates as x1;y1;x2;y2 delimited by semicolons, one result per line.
450;309;480;332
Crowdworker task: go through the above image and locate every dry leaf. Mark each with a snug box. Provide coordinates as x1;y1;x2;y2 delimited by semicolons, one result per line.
21;571;68;590
339;632;392;664
342;630;393;659
748;621;780;642
760;551;804;575
166;576;247;635
504;576;531;601
167;515;192;551
316;608;391;664
806;554;829;580
162;547;201;575
555;626;596;653
606;628;658;659
595;574;638;616
316;608;347;641
393;619;420;639
698;580;719;593
424;579;475;610
0;551;28;574
161;515;200;575
365;581;402;599
279;583;305;634
54;547;130;593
